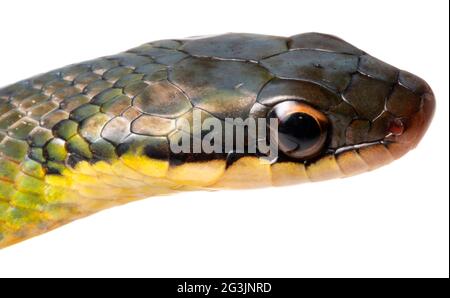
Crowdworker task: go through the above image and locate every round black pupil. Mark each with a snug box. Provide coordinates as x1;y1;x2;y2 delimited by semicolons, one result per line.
278;112;321;151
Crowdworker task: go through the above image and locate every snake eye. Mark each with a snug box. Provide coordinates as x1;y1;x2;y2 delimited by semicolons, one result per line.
268;101;329;160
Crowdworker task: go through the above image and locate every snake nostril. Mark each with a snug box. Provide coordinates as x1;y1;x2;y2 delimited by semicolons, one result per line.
389;118;405;136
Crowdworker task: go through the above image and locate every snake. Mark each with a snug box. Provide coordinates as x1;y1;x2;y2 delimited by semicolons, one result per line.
0;33;435;248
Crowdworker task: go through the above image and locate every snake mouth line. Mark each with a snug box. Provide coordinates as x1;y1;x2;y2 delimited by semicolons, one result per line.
333;140;391;155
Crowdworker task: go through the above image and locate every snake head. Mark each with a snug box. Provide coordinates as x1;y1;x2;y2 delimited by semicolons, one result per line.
241;33;436;183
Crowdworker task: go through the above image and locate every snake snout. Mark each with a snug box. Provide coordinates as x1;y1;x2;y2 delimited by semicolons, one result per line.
385;71;435;159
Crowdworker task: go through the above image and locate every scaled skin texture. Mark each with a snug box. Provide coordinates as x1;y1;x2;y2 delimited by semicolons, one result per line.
0;33;435;248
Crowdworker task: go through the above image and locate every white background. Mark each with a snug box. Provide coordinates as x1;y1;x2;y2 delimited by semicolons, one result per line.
0;0;448;278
